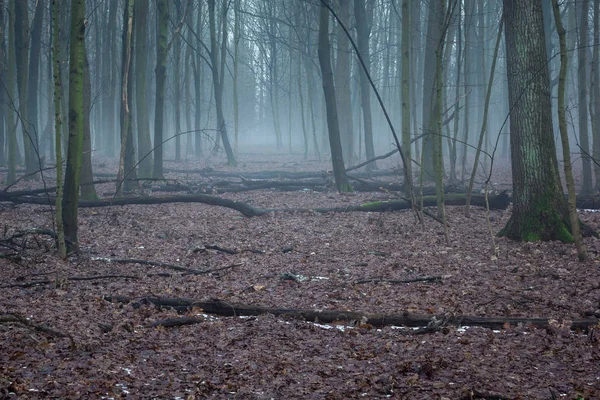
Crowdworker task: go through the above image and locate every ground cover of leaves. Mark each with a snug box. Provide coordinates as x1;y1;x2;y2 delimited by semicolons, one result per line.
1;154;599;399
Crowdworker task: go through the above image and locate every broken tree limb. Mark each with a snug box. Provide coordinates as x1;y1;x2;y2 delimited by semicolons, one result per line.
6;193;267;217
91;257;242;275
354;276;443;284
102;296;600;331
1;274;140;288
304;192;510;214
0;313;73;343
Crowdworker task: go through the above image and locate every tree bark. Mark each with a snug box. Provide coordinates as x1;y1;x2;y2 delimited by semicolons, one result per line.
63;0;86;248
14;0;33;175
354;0;376;171
117;0;137;195
318;2;351;193
500;0;573;242
335;0;354;165
420;1;444;181
0;0;6;168
152;0;168;179
208;0;237;166
27;0;45;172
134;0;153;178
552;0;588;261
80;43;98;200
51;0;66;258
577;0;592;194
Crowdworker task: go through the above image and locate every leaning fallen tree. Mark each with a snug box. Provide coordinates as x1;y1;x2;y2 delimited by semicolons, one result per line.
103;295;599;332
1;192;510;217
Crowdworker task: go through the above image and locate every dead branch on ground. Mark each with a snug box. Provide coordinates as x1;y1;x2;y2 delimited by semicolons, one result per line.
102;296;599;332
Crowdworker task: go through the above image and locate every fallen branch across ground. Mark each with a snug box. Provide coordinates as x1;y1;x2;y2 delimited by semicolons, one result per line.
354;276;443;284
0;313;73;344
0;191;510;217
102;296;599;331
91;257;242;275
1;274;140;288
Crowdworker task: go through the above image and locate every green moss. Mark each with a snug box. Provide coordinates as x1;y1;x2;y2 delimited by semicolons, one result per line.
499;190;574;243
361;201;384;208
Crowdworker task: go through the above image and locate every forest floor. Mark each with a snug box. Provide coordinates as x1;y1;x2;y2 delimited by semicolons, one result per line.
0;152;599;399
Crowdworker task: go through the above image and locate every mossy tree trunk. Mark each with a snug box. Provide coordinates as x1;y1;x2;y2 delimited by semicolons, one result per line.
499;0;572;242
317;1;351;193
62;0;86;248
552;0;587;260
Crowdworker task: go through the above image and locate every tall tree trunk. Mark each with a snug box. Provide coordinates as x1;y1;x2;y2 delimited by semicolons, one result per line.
193;1;203;158
80;44;97;200
106;0;118;157
173;4;182;162
592;0;600;190
51;0;66;258
208;0;237;166
400;0;411;187
0;0;6;167
465;17;504;217
335;0;354;165
135;0;153;178
430;0;448;236
318;2;351;193
27;0;45;171
420;1;444;181
152;0;168;179
5;0;18;184
354;0;376;171
449;0;462;184
14;0;33;175
117;0;136;195
461;2;475;182
577;0;592;194
63;0;86;248
552;0;587;261
499;0;573;242
233;0;240;154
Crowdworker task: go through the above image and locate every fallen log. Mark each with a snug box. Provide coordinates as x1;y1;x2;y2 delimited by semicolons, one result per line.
103;296;599;331
5;193;267;217
1;191;509;218
308;192;510;213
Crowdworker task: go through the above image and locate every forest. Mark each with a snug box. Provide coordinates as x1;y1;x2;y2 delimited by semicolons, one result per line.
1;0;600;398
